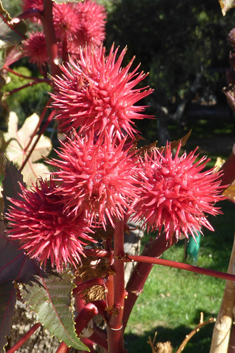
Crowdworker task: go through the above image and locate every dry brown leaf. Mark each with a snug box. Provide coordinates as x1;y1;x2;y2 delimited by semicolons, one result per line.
170;130;192;150
223;182;235;202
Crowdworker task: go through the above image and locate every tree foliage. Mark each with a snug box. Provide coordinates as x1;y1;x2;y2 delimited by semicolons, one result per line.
105;0;235;140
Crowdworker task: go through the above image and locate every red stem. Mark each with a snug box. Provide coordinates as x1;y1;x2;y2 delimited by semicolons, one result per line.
23;97;53;153
55;342;70;353
105;238;115;307
14;9;42;21
107;219;125;353
4;67;47;81
20;109;56;172
106;238;114;266
73;276;86;313
7;79;50;95
129;255;235;282
41;0;60;78
75;301;107;336
61;38;69;63
123;233;177;329
80;338;95;353
6;323;41;353
218;143;235;191
106;274;114;308
73;277;106;296
0;13;26;41
89;327;108;352
83;249;109;258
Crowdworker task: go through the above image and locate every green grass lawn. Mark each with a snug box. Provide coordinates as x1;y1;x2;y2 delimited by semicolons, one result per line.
124;201;235;352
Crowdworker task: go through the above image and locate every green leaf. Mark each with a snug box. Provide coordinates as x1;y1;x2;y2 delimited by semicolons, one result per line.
218;0;235;15
20;271;89;351
0;2;27;49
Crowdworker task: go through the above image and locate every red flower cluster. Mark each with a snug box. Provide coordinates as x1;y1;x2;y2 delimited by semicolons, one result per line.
7;10;226;271
133;144;224;240
6;179;94;272
53;1;106;47
51;45;153;138
21;0;106;56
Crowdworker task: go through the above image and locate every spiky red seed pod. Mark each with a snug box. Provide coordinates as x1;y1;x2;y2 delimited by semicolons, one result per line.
21;0;43;22
48;132;139;228
6;179;94;272
51;44;153;138
53;2;81;42
23;31;48;66
22;0;43;12
132;144;225;240
74;0;107;47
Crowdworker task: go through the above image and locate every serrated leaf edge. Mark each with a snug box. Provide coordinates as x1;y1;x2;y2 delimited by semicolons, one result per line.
19;271;89;351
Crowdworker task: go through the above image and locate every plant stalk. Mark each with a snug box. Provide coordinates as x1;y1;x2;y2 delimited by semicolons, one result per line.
83;249;109;258
6;323;41;353
15;9;42;21
75;301;107;337
41;0;60;77
219;143;235;190
128;255;235;282
107;219;125;353
20;109;56;172
55;342;70;353
7;79;50;96
89;327;108;352
73;277;106;296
